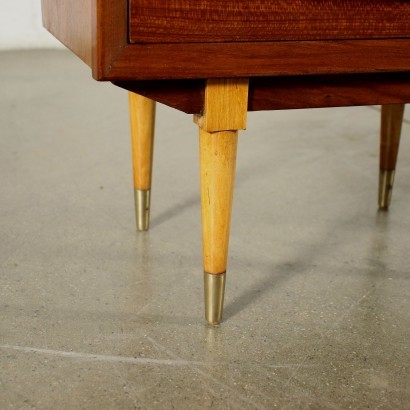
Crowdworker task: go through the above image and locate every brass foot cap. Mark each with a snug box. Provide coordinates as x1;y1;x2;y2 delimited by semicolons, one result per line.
134;189;151;231
378;170;395;210
204;272;226;325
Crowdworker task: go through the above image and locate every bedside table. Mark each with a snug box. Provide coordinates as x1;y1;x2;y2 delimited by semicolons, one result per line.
42;0;410;324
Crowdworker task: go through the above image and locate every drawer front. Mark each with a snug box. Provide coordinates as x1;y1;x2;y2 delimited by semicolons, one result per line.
129;0;410;44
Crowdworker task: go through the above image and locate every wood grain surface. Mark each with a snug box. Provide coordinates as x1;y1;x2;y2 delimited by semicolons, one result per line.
129;93;156;190
199;80;248;274
43;0;410;81
196;79;249;132
129;0;410;43
200;129;238;275
115;73;410;114
42;0;92;66
106;39;410;80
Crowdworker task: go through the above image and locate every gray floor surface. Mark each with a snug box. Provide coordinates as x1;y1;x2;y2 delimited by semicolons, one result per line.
0;50;409;409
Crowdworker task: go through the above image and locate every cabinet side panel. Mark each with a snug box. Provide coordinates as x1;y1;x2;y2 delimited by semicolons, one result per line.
42;0;92;67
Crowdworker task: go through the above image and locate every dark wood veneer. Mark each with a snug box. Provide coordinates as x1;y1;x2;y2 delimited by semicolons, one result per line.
42;0;410;112
41;0;92;66
42;0;410;82
129;0;410;44
106;39;410;81
115;73;410;114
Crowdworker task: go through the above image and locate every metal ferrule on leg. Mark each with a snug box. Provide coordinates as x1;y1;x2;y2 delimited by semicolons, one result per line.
378;170;395;210
134;189;151;231
204;272;226;325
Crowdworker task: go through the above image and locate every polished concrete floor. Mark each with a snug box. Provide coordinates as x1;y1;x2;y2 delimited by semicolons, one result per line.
0;50;409;409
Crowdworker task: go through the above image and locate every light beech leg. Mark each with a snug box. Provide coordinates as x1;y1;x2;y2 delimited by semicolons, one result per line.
196;79;249;324
379;104;405;210
129;92;156;230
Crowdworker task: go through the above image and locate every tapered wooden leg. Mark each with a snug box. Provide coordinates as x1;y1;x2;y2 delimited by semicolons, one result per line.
129;92;156;230
196;79;249;324
379;104;405;210
200;129;238;324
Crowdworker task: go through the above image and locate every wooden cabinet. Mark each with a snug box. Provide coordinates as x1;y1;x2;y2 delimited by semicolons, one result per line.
42;0;410;324
42;1;410;79
42;0;410;113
